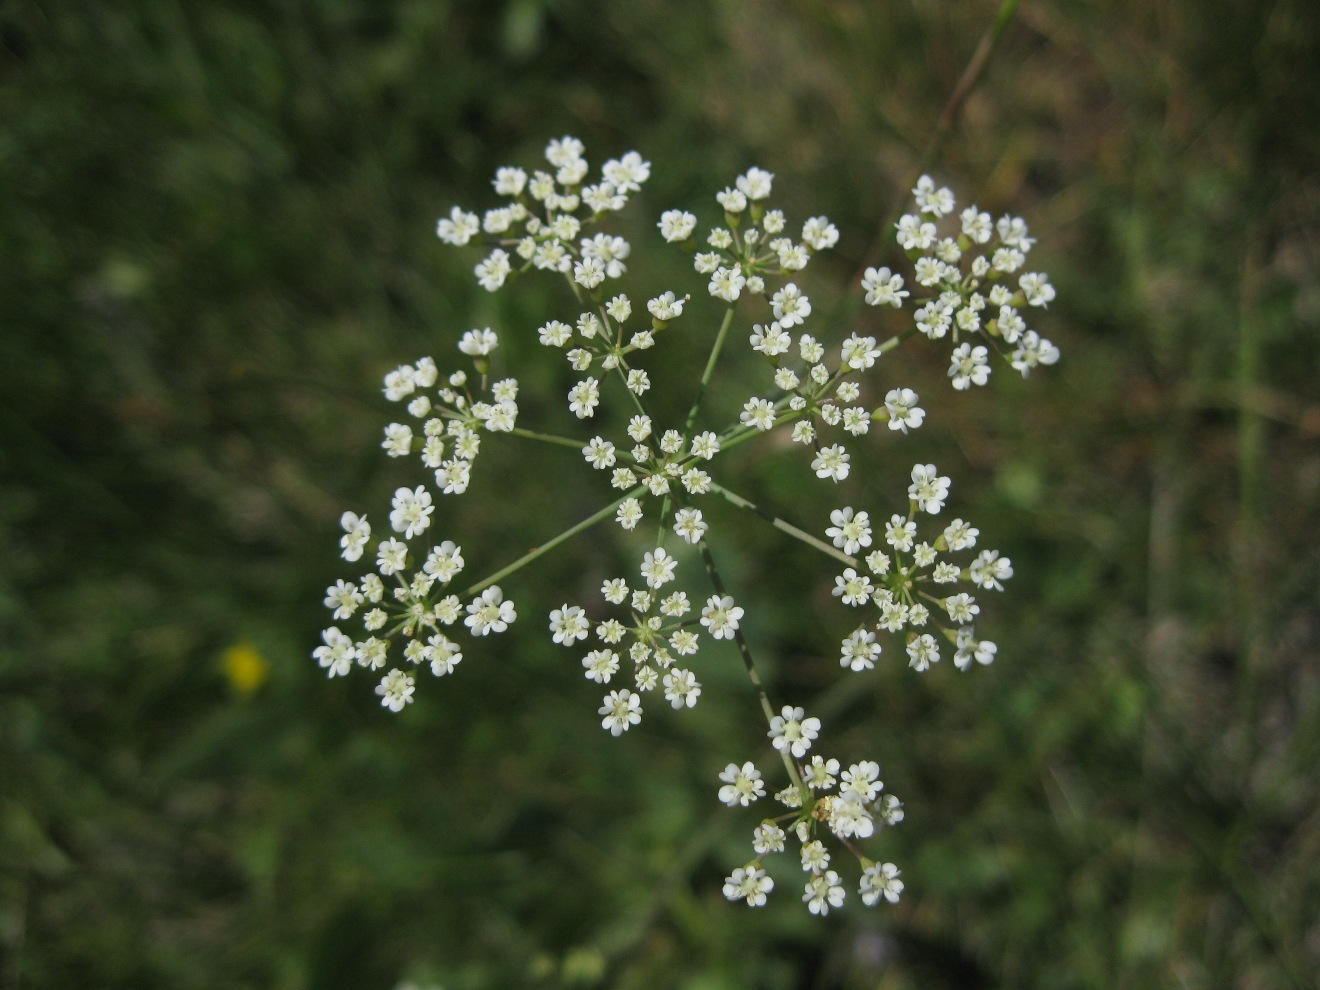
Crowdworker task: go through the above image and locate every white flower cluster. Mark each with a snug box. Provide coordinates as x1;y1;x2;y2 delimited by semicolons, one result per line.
863;175;1061;385
547;550;749;734
825;465;1005;675
314;336;527;710
720;751;905;913
437;136;650;293
320;138;1062;915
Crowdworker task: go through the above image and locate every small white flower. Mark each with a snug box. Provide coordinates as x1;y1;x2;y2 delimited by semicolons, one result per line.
583;649;620;684
811;444;851;482
549;605;590;645
709;266;747;302
970;549;1014;590
908;463;951;514
641;547;678;589
859;862;904;906
768;705;821;758
883;388;925;433
475;249;511;291
599;689;642;736
568;378;600;418
906;633;940;672
663;667;701;709
375;669;415;712
658;209;697;242
700;595;744;640
464;586;516;636
949;343;991;389
801;216;839;250
723;864;774;907
771;283;811;327
736;167;774;200
436;206;479;245
803;871;846;916
840;627;881;671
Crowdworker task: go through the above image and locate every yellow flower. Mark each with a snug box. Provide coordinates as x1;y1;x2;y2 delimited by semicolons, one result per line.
222;641;269;696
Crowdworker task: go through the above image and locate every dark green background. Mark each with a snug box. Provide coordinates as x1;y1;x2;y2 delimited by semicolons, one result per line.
3;1;1318;987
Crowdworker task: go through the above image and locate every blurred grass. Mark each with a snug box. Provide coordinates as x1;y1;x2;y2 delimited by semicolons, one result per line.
2;0;1318;987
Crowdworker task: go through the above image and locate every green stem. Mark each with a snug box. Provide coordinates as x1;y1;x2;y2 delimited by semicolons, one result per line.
695;537;808;803
510;427;589;451
709;482;857;568
459;487;643;597
682;305;737;439
854;0;1021;283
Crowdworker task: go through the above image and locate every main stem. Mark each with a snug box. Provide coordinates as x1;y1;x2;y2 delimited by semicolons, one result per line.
709;481;857;568
696;537;808;803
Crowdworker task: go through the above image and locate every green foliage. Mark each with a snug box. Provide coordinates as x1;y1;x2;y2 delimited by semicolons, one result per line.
2;0;1318;987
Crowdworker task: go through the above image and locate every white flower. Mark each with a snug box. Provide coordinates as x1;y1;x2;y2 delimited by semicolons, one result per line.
811;444;850;482
492;166;527;196
314;626;355;677
436;206;479;245
549;605;590;645
582;436;616;469
616;497;643;530
573;256;605;289
700;594;744;640
949;343;990;389
663;667;701;709
339;511;371;561
583;649;620;684
740;397;776;431
375;669;415;712
912;174;955;217
382;422;413;458
883;388;925;433
750;322;791;357
771;283;811;327
320;580;361;620
718;765;770;807
801;216;839;250
884;514;916;552
647;290;685;321
475;249;511;291
736;166;774;200
753;822;786;855
840;627;881;671
426;633;462;676
464;586;516;636
803;871;845;916
801;839;830;873
375;537;408;576
832;568;873;606
673;507;707;544
768;705;820;758
960;206;993;243
602;150;650;192
970;549;1014;590
599;689;642;736
389;485;434;538
458;327;499;356
944;592;979;623
641;547;678;589
723;865;774;907
1011;330;1060;377
568;378;600;418
906;633;940;672
658;209;697;242
895;214;937;251
690;431;720;460
841;333;880;370
859;862;904;906
716;186;748;213
862;266;909;308
908;463;951;514
709;266;746;301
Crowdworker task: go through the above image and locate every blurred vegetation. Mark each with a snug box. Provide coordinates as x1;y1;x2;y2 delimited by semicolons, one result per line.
2;0;1319;987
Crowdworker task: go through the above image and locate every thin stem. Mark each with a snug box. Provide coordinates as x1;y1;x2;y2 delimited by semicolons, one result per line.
708;481;858;568
695;537;808;803
682;305;737;439
460;487;642;597
855;0;1022;281
510;426;589;451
